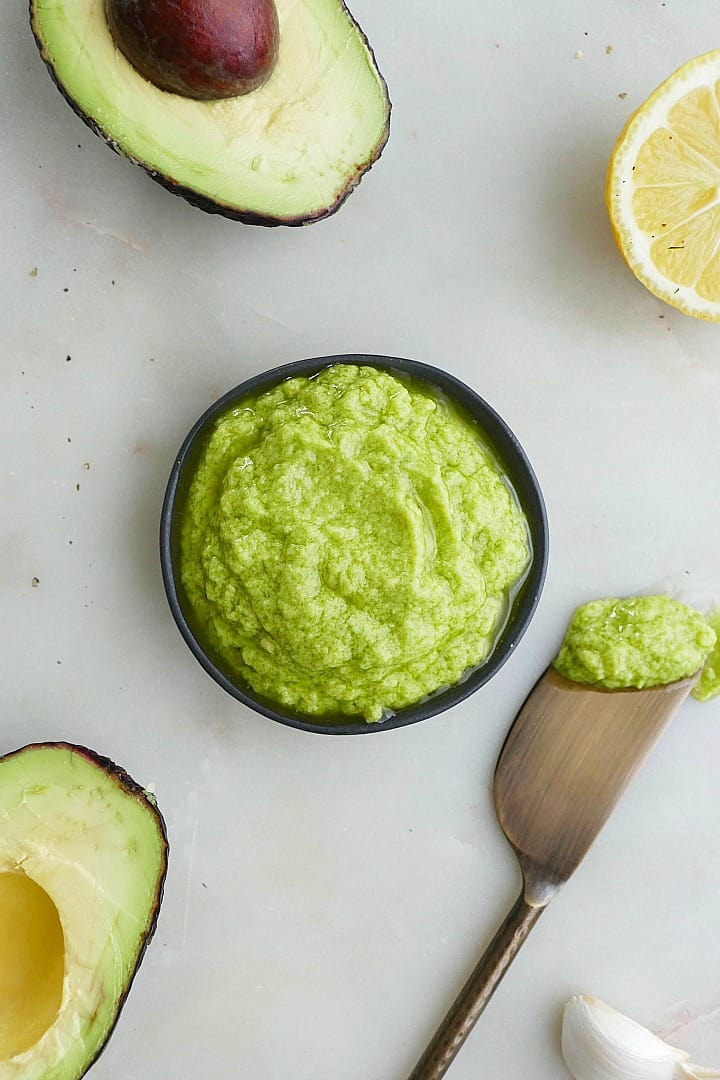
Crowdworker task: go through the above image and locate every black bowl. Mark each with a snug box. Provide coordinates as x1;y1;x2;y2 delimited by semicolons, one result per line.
160;355;549;734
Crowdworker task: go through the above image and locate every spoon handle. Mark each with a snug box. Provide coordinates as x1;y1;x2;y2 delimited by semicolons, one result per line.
406;890;545;1080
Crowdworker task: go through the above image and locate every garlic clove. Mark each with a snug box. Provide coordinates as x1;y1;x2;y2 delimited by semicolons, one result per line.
561;995;720;1080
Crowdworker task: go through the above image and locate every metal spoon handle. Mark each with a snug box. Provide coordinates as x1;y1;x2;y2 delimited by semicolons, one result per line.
406;890;544;1080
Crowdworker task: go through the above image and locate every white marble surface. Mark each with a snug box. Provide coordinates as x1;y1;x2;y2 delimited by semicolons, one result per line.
3;2;720;1078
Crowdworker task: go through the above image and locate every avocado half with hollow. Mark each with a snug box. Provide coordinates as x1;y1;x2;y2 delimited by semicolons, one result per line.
0;742;168;1080
29;0;391;225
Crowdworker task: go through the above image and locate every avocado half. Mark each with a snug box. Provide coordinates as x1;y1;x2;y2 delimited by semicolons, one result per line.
0;742;168;1080
29;0;391;225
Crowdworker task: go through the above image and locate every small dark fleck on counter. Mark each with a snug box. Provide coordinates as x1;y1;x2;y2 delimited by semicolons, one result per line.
66;355;71;362
31;577;40;588
619;92;628;99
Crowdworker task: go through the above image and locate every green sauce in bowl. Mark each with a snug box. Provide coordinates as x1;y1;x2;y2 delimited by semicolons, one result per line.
177;364;532;722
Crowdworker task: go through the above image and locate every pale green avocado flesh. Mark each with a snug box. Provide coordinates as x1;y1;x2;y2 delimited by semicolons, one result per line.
30;0;390;224
0;743;167;1080
554;595;719;699
179;365;532;722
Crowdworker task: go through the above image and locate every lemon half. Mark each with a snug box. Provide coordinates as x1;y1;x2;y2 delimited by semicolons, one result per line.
607;50;720;321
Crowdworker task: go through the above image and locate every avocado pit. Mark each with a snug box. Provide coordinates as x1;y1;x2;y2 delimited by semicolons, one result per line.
104;0;280;100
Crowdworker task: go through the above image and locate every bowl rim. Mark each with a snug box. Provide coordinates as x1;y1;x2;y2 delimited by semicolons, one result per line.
160;354;549;734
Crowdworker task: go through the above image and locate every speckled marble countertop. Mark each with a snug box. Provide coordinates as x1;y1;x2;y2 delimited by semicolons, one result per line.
3;2;720;1078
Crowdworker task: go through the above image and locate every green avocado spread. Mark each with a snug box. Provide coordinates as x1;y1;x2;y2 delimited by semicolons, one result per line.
553;595;719;699
695;607;720;701
178;364;531;722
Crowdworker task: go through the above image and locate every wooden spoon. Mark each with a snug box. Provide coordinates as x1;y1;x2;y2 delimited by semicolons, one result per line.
406;666;699;1080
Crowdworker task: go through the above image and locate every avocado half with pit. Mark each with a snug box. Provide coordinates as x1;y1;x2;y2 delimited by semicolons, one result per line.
0;742;168;1080
29;0;391;225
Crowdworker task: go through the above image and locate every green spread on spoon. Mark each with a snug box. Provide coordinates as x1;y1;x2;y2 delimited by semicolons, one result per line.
178;364;531;722
553;595;718;698
694;607;720;701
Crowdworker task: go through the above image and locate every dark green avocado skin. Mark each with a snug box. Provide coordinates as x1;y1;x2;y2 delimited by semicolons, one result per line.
28;0;391;226
0;741;169;1080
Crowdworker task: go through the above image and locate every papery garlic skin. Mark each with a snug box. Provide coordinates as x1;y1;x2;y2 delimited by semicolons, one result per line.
561;995;720;1080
